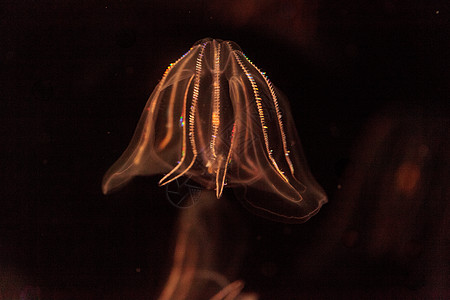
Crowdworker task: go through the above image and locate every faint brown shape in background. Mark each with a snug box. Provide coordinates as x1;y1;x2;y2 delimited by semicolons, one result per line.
158;191;252;300
297;102;449;297
208;0;318;47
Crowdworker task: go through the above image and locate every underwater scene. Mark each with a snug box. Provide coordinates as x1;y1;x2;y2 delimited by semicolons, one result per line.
1;1;448;299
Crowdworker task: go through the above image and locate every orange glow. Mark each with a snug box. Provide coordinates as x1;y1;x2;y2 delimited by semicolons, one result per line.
395;162;421;195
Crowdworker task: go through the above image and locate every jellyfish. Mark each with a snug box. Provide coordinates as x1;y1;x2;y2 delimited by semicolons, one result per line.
102;38;327;223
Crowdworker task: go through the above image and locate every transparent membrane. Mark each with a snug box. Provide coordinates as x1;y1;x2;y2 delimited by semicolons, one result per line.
102;38;327;223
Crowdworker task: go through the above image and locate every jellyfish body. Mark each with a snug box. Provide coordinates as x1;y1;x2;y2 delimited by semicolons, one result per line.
102;38;327;222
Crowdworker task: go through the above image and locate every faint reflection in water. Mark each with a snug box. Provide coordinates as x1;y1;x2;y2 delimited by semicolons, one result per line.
296;103;449;297
158;190;257;300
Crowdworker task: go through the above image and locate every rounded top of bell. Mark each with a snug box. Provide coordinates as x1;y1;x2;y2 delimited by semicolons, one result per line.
193;37;243;52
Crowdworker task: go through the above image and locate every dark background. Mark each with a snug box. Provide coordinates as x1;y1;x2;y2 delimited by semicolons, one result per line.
1;0;448;299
